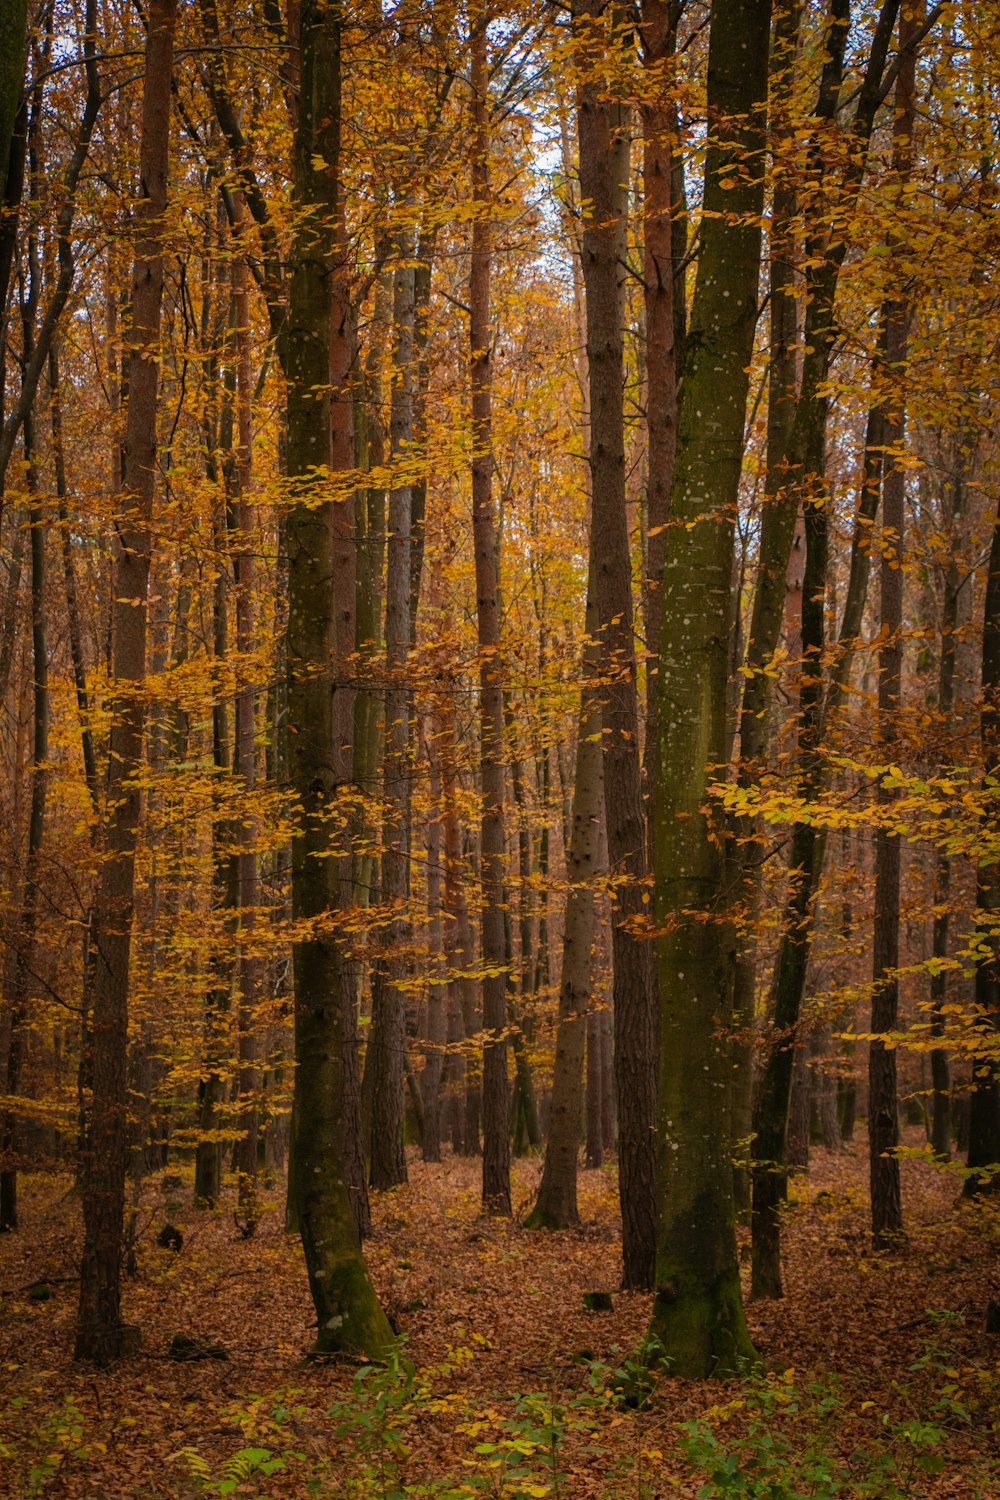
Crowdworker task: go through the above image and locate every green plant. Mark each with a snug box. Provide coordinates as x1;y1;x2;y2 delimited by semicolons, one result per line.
174;1444;292;1499
0;1395;92;1499
325;1347;422;1499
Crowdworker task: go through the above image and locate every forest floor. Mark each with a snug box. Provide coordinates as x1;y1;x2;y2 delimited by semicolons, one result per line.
0;1134;998;1499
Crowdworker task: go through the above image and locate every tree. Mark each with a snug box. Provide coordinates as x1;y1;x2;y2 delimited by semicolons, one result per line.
647;0;772;1378
469;2;512;1218
966;491;1000;1194
571;0;657;1290
75;0;178;1367
284;0;392;1356
869;1;921;1249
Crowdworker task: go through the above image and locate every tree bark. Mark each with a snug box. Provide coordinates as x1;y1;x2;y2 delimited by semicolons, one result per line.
572;0;657;1289
0;403;46;1232
526;598;603;1228
870;1;920;1250
285;0;390;1356
748;0;923;1298
368;237;415;1191
470;6;511;1216
75;0;176;1366
647;0;771;1378
966;492;1000;1195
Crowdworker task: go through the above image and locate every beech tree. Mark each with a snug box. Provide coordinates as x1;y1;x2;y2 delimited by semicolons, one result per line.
284;0;391;1356
75;0;178;1367
647;0;771;1377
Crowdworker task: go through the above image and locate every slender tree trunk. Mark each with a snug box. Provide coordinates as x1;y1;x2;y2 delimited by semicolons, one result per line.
368;239;415;1191
966;492;1000;1195
285;0;390;1356
638;0;679;700
731;0;802;1217
75;0;176;1366
749;0;917;1298
231;230;260;1227
572;0;657;1289
49;349;98;806
585;1009;604;1168
0;407;46;1232
526;601;603;1228
422;735;446;1163
870;2;919;1249
436;656;482;1156
470;6;511;1216
928;472;963;1159
647;0;771;1378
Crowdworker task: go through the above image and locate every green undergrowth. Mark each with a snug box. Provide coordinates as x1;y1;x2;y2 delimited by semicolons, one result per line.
1;1315;995;1499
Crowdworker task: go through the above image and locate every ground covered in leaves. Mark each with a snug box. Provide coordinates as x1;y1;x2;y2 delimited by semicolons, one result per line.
1;1138;998;1498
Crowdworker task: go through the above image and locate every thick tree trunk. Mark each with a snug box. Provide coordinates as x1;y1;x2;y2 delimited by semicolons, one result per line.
285;0;390;1356
647;0;771;1378
0;0;26;205
573;0;657;1290
75;0;176;1366
470;8;511;1216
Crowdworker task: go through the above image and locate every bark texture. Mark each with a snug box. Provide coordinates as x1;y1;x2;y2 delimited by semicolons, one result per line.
647;0;771;1378
573;0;657;1289
75;0;177;1366
285;0;391;1357
470;7;511;1217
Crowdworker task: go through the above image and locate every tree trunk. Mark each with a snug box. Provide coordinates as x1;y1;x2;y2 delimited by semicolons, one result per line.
966;491;1000;1195
572;0;657;1290
0;404;46;1232
749;0;914;1298
870;2;919;1249
730;0;803;1219
470;6;511;1216
231;230;260;1229
0;0;26;213
368;239;415;1192
585;1008;604;1169
285;0;390;1356
526;604;603;1228
422;736;446;1163
647;0;770;1378
75;0;176;1366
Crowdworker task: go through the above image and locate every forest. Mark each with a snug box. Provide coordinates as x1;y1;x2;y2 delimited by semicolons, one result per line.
0;0;998;1494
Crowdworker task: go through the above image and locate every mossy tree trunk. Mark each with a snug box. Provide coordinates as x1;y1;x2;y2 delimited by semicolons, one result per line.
285;0;391;1358
647;0;771;1379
